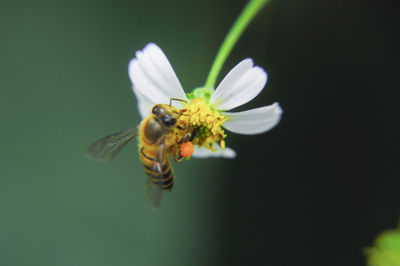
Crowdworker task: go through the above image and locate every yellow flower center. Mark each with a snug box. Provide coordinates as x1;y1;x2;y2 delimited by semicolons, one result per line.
180;98;228;151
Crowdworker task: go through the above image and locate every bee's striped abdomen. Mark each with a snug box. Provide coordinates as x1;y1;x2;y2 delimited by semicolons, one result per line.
140;147;174;191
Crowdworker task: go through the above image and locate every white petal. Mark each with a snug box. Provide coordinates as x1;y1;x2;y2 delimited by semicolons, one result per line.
222;103;283;135
128;43;188;108
132;85;155;118
192;144;236;159
210;59;253;104
210;59;267;111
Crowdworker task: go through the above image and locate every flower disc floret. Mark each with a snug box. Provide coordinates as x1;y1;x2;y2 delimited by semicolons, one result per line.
180;96;228;151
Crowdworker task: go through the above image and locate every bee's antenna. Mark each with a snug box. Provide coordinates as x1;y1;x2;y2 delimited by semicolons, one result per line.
169;98;188;107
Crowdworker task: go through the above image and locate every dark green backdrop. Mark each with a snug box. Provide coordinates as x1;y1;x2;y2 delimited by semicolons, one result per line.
0;0;394;265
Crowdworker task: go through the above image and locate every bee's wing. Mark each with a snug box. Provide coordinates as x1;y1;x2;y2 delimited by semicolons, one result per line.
87;126;137;161
145;140;165;210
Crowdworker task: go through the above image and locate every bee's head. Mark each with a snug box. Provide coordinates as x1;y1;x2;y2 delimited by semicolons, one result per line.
152;104;177;128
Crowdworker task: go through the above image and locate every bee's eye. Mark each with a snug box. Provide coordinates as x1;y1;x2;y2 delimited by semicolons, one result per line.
163;117;177;127
152;105;160;115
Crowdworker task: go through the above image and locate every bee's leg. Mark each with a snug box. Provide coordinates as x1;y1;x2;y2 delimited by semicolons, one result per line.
174;154;183;162
177;126;199;145
176;124;186;131
174;126;197;160
177;132;191;145
173;146;184;162
189;126;199;142
176;123;191;144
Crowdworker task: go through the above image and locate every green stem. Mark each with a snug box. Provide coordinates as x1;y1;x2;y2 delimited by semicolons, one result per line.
204;0;270;88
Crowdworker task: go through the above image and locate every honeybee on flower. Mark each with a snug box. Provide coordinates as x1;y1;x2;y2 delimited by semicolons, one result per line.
130;43;282;159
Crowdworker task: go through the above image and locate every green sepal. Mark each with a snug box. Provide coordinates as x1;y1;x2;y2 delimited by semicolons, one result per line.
186;87;214;103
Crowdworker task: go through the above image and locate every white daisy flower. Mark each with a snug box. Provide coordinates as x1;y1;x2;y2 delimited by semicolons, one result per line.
128;43;283;159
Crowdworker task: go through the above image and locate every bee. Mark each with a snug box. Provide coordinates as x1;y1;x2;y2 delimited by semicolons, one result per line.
88;98;196;209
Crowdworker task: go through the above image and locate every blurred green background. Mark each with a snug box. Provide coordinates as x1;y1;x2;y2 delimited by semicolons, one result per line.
0;0;395;265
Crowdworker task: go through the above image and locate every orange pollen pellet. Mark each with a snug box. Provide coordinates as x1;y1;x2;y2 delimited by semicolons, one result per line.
180;141;194;157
